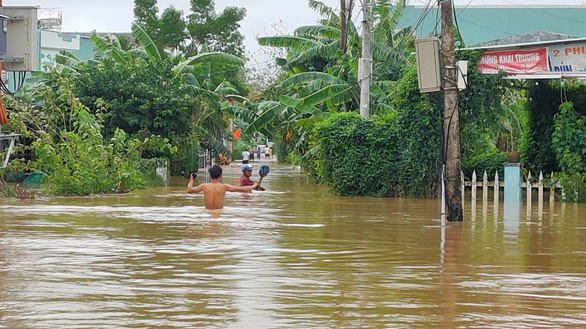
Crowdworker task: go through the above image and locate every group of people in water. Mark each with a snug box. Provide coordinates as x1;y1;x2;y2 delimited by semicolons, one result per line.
241;146;272;164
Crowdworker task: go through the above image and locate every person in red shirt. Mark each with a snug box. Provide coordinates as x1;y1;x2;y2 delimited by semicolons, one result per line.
239;164;264;190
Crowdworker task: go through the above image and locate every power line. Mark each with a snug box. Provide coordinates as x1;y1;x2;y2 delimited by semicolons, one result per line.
496;0;586;26
452;0;586;42
408;0;437;38
461;0;475;11
455;17;519;37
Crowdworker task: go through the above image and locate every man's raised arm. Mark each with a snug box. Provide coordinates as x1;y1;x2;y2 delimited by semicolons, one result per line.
226;183;258;193
187;174;204;193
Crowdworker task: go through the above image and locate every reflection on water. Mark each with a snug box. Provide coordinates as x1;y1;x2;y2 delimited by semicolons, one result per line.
1;161;585;328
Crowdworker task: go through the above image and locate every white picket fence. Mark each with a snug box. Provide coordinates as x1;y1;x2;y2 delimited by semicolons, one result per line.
199;150;213;169
462;170;567;216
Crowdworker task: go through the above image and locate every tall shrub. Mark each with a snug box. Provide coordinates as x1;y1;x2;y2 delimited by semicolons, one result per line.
309;105;441;198
456;50;507;169
551;101;586;201
526;81;561;173
526;80;586;174
391;66;442;197
310;112;399;197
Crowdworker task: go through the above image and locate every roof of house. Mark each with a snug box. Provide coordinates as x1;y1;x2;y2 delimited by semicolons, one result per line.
398;5;586;47
475;31;576;47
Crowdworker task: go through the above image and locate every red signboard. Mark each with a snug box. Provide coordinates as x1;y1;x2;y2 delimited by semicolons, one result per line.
478;48;548;74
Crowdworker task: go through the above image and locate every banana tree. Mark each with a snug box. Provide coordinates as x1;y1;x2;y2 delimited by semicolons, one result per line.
74;25;245;158
250;0;414;160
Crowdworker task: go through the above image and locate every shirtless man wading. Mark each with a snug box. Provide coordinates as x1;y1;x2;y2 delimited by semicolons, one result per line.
187;165;258;210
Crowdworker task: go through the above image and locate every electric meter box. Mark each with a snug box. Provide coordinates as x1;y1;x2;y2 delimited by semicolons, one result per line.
2;6;39;72
415;37;441;93
0;9;7;60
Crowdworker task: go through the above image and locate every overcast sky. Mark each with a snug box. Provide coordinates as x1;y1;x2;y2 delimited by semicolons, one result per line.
4;0;586;64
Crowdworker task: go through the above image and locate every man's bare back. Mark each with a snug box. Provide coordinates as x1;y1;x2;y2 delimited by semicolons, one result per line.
187;165;257;210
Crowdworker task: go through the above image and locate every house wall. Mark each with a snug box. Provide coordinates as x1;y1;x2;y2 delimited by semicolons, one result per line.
39;30;93;71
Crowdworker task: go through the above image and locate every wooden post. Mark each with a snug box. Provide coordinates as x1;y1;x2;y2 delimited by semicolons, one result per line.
472;170;478;204
482;171;488;219
538;171;544;214
471;170;477;219
461;170;465;211
494;170;500;218
549;171;555;205
527;171;532;218
441;0;462;221
482;171;488;203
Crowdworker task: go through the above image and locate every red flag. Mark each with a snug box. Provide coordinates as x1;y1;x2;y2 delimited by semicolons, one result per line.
232;128;241;140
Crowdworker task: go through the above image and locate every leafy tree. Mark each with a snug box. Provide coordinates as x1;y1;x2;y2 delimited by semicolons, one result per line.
134;0;188;52
133;0;246;57
370;0;414;82
131;0;248;96
133;0;159;38
186;0;246;57
158;6;189;52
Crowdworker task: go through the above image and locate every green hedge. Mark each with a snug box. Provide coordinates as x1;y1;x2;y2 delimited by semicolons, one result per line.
305;64;443;197
551;102;586;201
308;110;441;198
526;80;586;174
309;113;398;197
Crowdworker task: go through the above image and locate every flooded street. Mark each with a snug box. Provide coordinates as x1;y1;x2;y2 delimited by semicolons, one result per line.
1;161;585;328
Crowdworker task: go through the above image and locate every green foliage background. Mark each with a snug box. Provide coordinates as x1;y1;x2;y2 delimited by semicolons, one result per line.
2;76;169;196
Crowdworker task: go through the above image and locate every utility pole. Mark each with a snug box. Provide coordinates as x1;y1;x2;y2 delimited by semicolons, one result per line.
340;0;348;53
441;0;463;221
359;0;371;117
0;0;7;126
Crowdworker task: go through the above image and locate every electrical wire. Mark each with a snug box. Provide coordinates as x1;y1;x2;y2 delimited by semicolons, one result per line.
499;0;586;26
411;0;437;37
452;0;586;43
442;102;460;216
452;0;464;48
455;17;518;37
460;0;475;12
432;1;440;36
0;71;27;96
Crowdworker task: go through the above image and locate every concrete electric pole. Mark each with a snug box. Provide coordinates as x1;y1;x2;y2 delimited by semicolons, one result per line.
359;0;371;117
441;0;463;221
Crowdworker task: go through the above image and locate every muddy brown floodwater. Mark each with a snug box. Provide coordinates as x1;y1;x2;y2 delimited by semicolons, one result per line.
1;161;585;328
